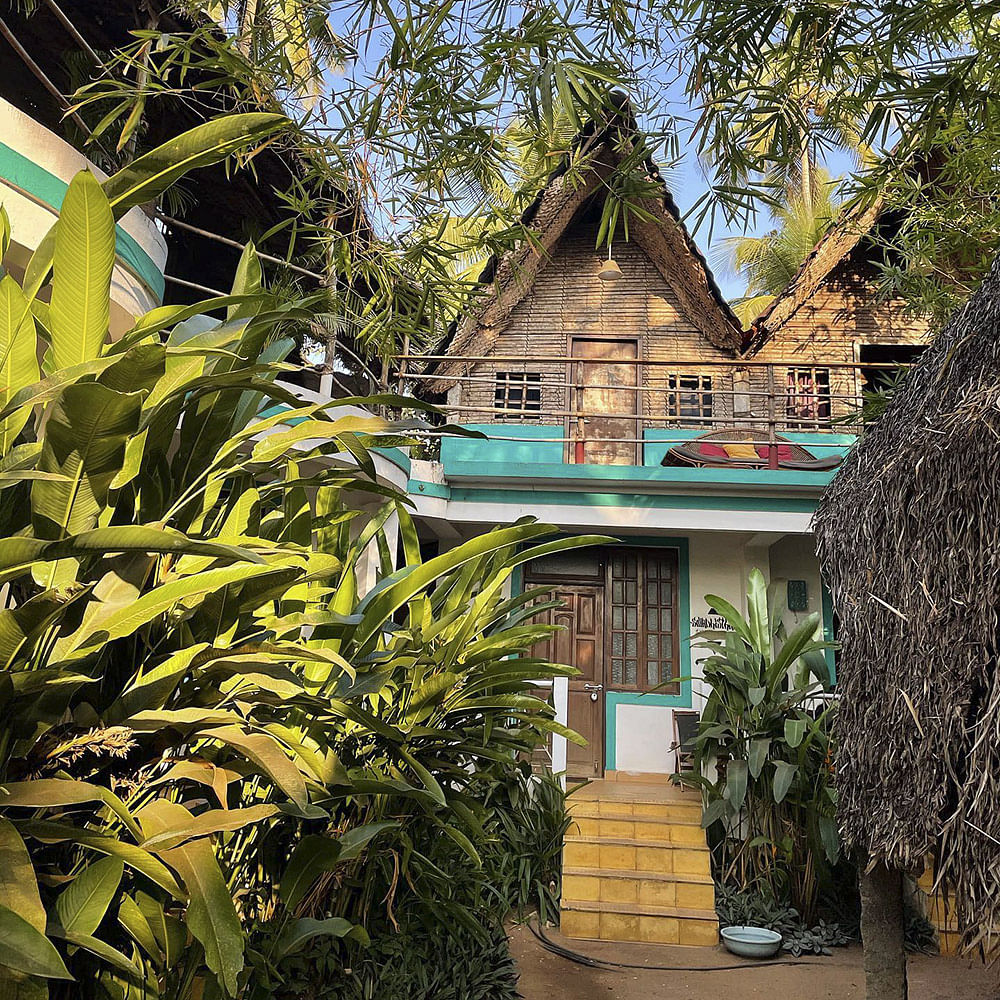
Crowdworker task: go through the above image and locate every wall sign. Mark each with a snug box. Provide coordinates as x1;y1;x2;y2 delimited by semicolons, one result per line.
689;613;736;633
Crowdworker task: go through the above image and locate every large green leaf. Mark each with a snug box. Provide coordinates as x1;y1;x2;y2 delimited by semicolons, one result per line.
47;172;114;373
274;917;366;959
54;858;123;935
772;760;798;804
723;758;748;813
102;115;288;218
18;821;183;899
31;382;141;540
0;779;141;840
0;904;72;980
0;820;45;934
140;805;280;852
202;726;308;809
49;926;139;976
138;800;243;996
117;895;161;961
0;275;39;452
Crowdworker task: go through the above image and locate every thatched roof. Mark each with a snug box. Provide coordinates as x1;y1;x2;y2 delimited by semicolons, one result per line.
814;255;1000;952
745;194;885;349
420;100;742;391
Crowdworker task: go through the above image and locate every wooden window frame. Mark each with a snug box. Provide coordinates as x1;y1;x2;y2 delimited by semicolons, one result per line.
667;372;714;425
606;548;681;695
785;366;832;428
494;370;542;420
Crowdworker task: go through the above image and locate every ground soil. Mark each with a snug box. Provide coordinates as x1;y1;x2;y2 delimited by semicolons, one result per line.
509;923;1000;1000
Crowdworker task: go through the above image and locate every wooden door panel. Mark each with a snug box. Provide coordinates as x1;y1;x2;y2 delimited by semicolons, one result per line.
572;339;638;466
529;585;605;779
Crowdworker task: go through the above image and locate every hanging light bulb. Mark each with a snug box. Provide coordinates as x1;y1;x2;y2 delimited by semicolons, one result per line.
599;247;622;282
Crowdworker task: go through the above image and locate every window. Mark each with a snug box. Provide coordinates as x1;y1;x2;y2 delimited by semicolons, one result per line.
667;373;713;424
785;367;831;427
494;371;541;419
609;549;679;693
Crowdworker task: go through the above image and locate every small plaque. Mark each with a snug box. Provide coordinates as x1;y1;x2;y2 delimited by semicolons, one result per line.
787;579;808;612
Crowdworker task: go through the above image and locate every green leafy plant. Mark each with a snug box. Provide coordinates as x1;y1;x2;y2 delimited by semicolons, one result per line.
682;569;838;922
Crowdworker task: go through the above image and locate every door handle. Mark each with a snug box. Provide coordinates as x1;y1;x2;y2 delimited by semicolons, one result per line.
583;683;603;691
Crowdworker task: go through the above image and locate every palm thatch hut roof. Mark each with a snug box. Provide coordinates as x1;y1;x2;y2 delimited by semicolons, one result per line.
814;256;1000;953
417;96;742;392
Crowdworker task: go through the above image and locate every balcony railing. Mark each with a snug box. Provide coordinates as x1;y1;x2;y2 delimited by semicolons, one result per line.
392;355;904;469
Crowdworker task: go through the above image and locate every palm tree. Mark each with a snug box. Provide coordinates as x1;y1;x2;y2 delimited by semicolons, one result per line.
718;168;841;327
196;0;347;103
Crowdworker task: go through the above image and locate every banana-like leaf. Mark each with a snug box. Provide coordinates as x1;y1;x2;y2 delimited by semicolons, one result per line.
0;275;40;451
140;805;280;852
201;726;308;809
117;895;161;961
0;779;141;841
48;926;139;976
18;821;183;898
47;172;115;373
274;917;366;959
0;904;73;980
32;383;141;541
0;820;46;934
102;115;287;218
772;760;798;804
54;858;124;935
138;800;243;996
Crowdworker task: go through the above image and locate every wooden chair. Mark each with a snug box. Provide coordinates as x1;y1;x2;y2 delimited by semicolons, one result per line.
670;709;701;774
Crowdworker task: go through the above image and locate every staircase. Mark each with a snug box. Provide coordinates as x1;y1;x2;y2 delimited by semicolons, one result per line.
560;779;719;946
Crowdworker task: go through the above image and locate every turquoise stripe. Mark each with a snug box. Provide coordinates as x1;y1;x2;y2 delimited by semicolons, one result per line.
407;479;817;514
0;141;165;301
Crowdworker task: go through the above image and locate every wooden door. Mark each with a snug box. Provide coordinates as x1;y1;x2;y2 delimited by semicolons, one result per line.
532;586;605;780
570;338;639;465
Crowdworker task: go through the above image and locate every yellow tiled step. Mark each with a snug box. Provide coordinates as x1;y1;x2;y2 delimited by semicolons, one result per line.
561;902;719;946
568;799;702;823
567;814;707;845
563;838;712;876
562;868;715;910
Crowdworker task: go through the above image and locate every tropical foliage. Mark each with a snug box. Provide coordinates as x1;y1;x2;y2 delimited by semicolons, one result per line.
720;168;841;327
0;130;592;998
683;570;838;922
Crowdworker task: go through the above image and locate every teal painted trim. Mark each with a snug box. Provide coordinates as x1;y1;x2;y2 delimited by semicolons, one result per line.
441;424;565;466
406;478;817;513
443;459;837;491
409;479;449;499
604;537;692;770
821;582;837;685
0;141;165;300
446;485;817;514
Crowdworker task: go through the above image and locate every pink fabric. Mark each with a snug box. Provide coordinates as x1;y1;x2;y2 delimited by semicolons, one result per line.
756;444;794;461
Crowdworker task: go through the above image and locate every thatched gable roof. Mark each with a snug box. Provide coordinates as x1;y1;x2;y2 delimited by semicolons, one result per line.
814;256;1000;952
745;195;885;349
420;103;742;391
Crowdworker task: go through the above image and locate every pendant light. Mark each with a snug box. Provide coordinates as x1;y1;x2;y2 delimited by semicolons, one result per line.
598;245;622;282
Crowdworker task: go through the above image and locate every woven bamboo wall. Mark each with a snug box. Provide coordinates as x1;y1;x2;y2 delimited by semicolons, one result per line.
451;219;932;431
453;218;737;424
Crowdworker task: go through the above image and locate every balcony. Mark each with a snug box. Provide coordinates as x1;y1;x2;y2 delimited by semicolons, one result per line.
397;355;885;491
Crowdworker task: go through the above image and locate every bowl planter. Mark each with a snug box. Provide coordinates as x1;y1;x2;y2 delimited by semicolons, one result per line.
720;925;783;958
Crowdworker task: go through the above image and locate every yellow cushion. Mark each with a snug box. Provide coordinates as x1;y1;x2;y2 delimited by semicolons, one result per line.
722;442;760;459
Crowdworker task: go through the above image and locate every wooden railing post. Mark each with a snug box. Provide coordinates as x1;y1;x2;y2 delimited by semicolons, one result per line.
766;366;779;470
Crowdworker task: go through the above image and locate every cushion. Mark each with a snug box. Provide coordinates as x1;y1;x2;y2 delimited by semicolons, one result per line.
756;444;795;461
697;442;729;458
722;442;761;460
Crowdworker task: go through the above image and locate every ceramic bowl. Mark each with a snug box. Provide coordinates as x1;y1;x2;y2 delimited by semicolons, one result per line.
720;925;783;958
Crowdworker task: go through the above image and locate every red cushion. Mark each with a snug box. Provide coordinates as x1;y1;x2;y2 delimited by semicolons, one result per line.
697;442;729;458
756;444;794;461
